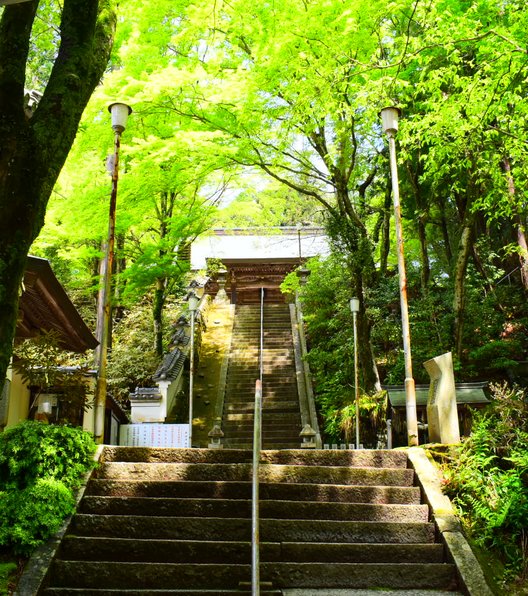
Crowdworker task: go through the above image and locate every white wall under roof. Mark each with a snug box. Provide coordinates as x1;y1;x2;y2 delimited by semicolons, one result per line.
191;228;330;270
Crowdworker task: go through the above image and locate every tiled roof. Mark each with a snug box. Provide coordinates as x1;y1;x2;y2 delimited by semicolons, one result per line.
153;348;186;382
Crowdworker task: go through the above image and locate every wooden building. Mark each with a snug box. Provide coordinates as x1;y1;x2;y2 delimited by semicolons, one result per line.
192;227;329;304
1;256;126;440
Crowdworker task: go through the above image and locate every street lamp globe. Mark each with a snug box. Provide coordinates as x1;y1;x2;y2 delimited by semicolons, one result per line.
380;106;401;136
349;297;360;313
108;102;132;133
188;291;200;312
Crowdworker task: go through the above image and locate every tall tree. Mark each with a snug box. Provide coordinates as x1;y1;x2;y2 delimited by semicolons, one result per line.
0;0;116;388
149;0;425;391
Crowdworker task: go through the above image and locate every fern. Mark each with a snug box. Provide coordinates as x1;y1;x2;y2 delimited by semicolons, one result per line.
442;384;528;582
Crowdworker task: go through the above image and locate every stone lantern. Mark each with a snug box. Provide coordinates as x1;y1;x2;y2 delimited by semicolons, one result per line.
208;418;224;449
299;424;317;449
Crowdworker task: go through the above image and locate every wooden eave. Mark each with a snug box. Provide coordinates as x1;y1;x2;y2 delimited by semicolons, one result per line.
16;256;98;353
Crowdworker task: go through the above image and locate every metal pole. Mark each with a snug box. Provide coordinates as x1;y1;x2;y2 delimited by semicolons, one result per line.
94;129;121;441
252;379;262;596
352;310;360;449
387;132;419;446
260;287;264;386
188;307;195;448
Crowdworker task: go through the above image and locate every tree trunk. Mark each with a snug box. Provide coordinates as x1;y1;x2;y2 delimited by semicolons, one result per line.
502;157;528;291
417;219;430;290
453;221;474;360
0;1;116;390
348;262;381;393
405;161;430;289
437;194;453;267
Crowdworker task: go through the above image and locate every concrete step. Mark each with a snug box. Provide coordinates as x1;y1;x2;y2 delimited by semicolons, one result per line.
94;463;415;486
219;411;299;418
281;591;463;596
233;321;291;325
46;561;457;590
225;392;296;400
43;590;464;596
224;396;299;404
38;445;462;594
231;327;291;332
225;441;303;450
221;434;302;444
228;355;294;362
222;419;301;428
230;334;291;339
71;515;435;543
221;428;301;437
44;590;281;595
221;429;301;438
85;480;421;503
100;448;409;469
226;366;295;372
225;401;299;411
225;412;300;421
227;361;295;367
225;384;298;392
79;496;429;522
225;369;295;375
222;409;299;416
59;537;445;564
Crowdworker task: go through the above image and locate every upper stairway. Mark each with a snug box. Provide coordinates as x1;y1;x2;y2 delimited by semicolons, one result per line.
37;446;464;595
222;303;301;449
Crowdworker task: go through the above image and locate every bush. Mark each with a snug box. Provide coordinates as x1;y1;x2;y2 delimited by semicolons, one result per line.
442;384;528;584
0;420;96;490
0;480;75;556
0;421;96;555
0;560;18;596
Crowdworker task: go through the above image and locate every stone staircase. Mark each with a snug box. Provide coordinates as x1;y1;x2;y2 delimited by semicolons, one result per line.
39;447;463;595
222;304;301;449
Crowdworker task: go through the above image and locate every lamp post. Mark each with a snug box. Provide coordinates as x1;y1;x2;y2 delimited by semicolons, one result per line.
94;102;132;442
349;297;361;449
380;106;419;446
187;289;200;448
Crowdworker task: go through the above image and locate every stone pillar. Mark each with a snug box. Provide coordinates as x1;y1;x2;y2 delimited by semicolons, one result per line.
423;352;460;444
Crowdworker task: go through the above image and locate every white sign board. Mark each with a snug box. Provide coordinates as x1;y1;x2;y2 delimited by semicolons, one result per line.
119;424;190;448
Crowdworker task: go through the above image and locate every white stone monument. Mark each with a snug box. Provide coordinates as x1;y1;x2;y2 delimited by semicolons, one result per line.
423;352;460;444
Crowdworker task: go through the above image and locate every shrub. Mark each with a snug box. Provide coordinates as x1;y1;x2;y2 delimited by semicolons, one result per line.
0;420;96;491
0;480;75;556
0;421;96;555
442;384;528;583
0;561;18;596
